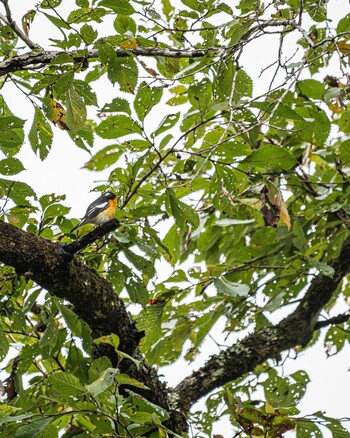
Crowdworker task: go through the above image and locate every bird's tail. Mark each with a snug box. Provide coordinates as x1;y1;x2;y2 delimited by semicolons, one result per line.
70;220;83;233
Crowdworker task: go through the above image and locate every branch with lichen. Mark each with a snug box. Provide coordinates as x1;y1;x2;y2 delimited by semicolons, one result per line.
174;236;350;412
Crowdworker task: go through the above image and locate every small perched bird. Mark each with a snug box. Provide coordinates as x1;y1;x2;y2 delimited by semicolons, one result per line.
70;192;118;233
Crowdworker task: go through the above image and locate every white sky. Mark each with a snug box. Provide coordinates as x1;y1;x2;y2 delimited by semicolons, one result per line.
1;0;349;436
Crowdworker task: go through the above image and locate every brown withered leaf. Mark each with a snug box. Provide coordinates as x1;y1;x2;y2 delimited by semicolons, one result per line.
139;60;159;77
260;186;280;228
260;183;291;230
21;10;36;37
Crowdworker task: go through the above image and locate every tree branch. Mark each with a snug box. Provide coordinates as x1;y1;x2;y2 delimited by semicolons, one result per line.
64;218;120;254
0;0;41;50
174;236;350;412
0;222;138;356
0;19;315;77
0;221;186;434
314;312;350;330
0;47;212;77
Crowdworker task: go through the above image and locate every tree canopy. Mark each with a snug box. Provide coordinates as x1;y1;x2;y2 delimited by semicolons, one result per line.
0;0;349;436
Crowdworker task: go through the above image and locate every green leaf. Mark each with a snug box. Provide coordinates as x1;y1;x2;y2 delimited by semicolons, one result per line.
114;14;136;34
115;349;141;369
66;86;87;132
123;248;156;278
214;278;250;297
264;374;307;407
134;81;163;120
55;300;82;336
101;97;131;114
181;0;204;12
28;107;53;160
165;189;199;230
297;420;322;437
96;115;142;139
84;145;123;170
153;112;180;136
88;356;112;382
325;326;345;353
297;79;325;100
241;145;297;171
217;60;235;99
0;116;25;150
48;372;85;398
54;71;74;96
98;45;138;92
337;13;350;33
0;331;9;360
39;318;59;351
0;179;36;205
292;221;308;253
233;69;253;101
14;417;53;438
294;104;331;144
0;414;35;427
309;259;335;278
126;278;149;306
74;80;98;106
0;158;25;176
43;12;70;30
94;333;120;349
80;23;98;44
115;373;148;389
99;0;135;15
86;368;117;397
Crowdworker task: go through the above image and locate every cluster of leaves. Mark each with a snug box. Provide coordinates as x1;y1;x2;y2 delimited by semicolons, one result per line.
0;0;350;436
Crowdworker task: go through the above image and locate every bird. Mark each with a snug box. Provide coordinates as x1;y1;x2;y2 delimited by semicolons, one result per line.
70;192;118;233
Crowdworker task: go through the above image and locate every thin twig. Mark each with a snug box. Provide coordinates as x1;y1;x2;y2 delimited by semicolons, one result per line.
0;0;41;50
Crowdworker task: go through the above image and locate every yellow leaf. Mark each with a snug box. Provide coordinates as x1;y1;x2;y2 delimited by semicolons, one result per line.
120;38;138;49
273;190;291;231
49;97;68;130
328;101;346;113
332;39;350;55
265;400;277;414
280;202;291;231
22;19;29;37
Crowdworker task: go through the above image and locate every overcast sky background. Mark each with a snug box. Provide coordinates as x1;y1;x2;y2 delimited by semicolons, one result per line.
1;1;349;436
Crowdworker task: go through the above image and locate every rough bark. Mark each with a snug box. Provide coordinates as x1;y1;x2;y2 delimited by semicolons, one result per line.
175;235;350;411
0;220;348;432
0;221;184;433
0;47;212;77
0;19;302;77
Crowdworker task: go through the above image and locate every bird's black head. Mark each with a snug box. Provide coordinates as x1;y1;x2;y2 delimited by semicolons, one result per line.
104;192;117;199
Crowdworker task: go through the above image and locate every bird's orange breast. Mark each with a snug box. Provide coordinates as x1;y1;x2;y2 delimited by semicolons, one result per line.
106;197;117;219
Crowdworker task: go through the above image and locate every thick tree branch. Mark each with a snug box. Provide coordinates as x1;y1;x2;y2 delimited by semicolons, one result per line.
0;19;314;77
174;236;350;412
0;222;139;355
1;221;349;431
0;47;212;77
0;221;186;434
